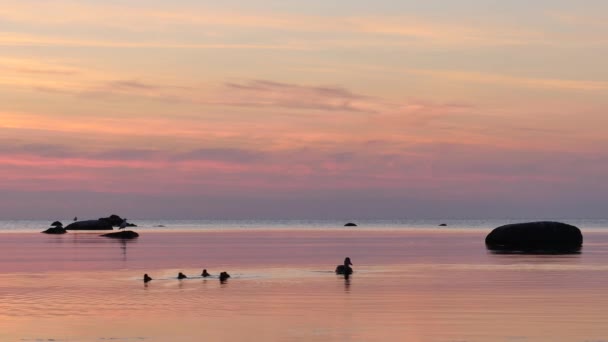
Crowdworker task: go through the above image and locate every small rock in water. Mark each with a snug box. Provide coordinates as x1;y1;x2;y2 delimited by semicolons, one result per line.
42;226;67;234
101;230;139;239
344;222;357;227
439;223;447;227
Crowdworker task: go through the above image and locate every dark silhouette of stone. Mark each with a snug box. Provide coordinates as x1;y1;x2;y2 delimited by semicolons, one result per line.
101;230;139;239
485;221;583;253
344;222;357;227
439;223;447;227
42;226;67;234
178;272;187;279
98;214;124;227
51;221;63;227
335;257;353;275
201;269;210;277
144;274;152;283
219;272;230;282
65;220;113;231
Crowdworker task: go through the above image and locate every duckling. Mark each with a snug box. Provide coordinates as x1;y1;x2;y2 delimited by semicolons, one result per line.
178;272;187;279
143;274;152;283
335;257;353;275
201;269;211;277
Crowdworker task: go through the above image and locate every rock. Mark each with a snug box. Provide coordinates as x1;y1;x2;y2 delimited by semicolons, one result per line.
65;220;113;231
439;223;447;227
101;230;139;239
344;222;357;227
485;221;582;253
50;221;63;227
42;227;67;234
98;214;125;227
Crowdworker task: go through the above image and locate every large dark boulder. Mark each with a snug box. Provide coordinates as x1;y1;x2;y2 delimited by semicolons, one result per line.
101;230;139;239
50;221;63;227
99;214;124;227
65;220;113;231
485;221;582;253
42;226;67;234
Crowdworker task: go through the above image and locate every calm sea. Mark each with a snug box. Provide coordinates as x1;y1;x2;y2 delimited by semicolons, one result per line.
1;219;607;341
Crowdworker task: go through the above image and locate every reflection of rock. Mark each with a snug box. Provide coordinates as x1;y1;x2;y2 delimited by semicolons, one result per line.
101;230;139;239
51;221;63;227
485;221;583;253
42;226;67;234
344;222;357;227
66;220;113;230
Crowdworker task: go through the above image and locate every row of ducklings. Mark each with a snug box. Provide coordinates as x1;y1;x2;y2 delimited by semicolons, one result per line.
143;269;230;283
143;257;353;284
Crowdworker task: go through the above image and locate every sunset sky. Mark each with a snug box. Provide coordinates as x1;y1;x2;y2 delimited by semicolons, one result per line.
1;0;607;219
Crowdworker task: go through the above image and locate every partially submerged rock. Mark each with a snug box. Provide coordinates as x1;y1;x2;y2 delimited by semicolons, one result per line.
344;222;357;227
101;230;139;239
438;223;447;227
42;226;67;234
50;221;63;227
485;221;582;253
65;220;113;231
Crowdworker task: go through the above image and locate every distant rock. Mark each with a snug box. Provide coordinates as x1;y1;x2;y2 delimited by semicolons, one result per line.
50;221;63;227
439;223;447;227
485;221;583;253
344;222;357;227
101;230;139;239
98;214;137;227
98;214;125;227
65;220;113;231
42;226;67;234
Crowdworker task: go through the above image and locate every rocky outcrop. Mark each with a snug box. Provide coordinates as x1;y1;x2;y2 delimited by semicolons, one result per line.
65;220;113;231
98;214;137;227
485;221;583;253
101;230;139;239
50;221;63;227
42;226;67;234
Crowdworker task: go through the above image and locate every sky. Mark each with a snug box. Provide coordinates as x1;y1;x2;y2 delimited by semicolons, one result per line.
1;0;607;219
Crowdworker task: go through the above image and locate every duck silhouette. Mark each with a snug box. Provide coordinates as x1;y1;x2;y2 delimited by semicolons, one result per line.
201;269;211;277
335;257;353;275
143;274;152;283
178;272;187;279
219;272;230;282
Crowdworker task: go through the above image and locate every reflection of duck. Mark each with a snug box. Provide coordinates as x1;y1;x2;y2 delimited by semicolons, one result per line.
335;257;353;275
201;269;211;277
144;274;152;283
219;272;230;282
178;272;187;279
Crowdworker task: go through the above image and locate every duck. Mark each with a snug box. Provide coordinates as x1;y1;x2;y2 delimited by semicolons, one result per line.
201;269;211;277
178;272;187;279
143;274;152;283
219;272;230;282
335;257;353;275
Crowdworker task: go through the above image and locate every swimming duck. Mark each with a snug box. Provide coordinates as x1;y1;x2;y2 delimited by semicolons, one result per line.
143;274;152;283
219;272;230;282
201;269;211;277
335;257;353;275
178;272;187;279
